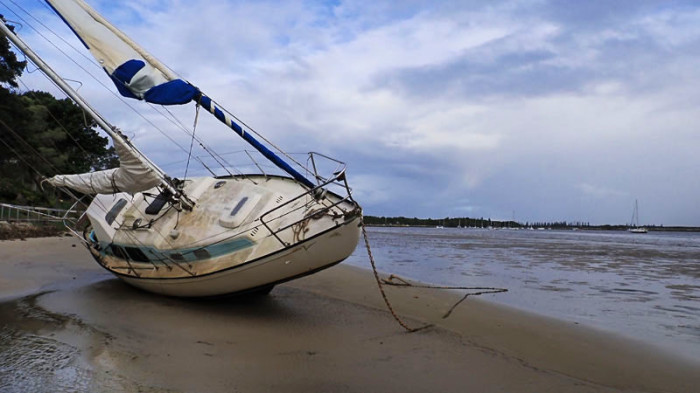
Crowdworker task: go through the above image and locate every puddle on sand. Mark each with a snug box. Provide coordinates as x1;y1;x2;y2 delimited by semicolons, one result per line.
0;293;171;393
0;327;90;392
0;293;92;393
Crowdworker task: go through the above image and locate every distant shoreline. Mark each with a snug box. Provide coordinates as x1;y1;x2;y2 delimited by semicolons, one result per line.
4;220;698;239
364;223;700;232
362;215;700;232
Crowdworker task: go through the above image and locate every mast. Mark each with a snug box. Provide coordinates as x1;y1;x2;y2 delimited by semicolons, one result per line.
631;199;640;227
0;18;192;208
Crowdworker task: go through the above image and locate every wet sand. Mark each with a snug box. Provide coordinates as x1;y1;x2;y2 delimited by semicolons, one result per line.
1;237;698;392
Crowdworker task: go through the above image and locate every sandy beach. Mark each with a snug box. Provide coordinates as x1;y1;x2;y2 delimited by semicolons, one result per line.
1;237;698;392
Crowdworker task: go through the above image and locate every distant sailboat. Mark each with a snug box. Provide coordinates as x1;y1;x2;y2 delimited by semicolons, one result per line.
628;200;647;233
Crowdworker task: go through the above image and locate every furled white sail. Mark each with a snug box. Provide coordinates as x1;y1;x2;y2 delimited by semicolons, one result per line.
45;0;197;105
47;137;162;194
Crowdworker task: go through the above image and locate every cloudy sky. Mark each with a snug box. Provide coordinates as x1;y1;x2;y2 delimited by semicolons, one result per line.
6;0;700;225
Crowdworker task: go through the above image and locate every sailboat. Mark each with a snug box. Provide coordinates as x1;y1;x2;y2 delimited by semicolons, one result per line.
628;199;647;234
0;1;362;297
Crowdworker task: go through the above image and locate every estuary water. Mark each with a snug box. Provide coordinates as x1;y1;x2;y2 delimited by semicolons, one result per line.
345;227;700;362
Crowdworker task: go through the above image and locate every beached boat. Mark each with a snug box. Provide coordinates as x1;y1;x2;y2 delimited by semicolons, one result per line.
0;1;362;297
628;199;647;234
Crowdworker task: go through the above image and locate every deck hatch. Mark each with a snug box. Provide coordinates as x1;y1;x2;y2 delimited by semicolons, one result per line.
219;193;263;229
105;198;128;225
230;197;249;216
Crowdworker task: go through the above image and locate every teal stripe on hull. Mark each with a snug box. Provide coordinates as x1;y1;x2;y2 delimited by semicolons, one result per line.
99;236;254;264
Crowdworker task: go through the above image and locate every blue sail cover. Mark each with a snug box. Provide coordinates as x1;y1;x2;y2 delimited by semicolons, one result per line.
45;0;197;105
111;60;197;105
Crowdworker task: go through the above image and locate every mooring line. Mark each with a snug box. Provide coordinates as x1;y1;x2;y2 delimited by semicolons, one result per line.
361;221;432;332
381;275;508;319
360;220;508;332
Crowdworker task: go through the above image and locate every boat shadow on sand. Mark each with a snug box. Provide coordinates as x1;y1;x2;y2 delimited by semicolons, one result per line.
44;277;319;325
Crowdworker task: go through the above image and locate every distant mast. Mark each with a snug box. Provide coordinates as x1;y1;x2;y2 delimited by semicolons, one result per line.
629;199;647;233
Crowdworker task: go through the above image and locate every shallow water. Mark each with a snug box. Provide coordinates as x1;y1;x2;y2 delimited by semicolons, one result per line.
0;291;173;393
346;227;700;362
0;294;90;393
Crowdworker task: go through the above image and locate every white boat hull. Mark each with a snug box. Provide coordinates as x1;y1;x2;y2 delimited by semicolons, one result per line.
80;174;362;297
113;216;361;297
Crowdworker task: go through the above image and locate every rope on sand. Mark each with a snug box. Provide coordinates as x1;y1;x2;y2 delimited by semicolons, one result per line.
361;221;432;332
360;220;508;332
381;275;508;319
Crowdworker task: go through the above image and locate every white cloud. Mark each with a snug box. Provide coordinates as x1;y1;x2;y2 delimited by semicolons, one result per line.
8;0;700;224
576;183;627;199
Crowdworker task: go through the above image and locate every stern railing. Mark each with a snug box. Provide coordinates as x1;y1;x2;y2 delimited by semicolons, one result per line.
259;152;361;247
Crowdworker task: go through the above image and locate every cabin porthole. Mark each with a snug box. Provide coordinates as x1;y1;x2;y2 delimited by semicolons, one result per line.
214;181;226;189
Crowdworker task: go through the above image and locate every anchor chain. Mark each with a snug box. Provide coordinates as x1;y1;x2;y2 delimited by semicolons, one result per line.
361;220;509;331
361;220;432;332
382;275;508;319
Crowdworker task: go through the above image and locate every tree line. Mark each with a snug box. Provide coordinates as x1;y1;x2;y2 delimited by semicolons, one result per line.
0;25;117;206
363;216;519;228
363;216;700;231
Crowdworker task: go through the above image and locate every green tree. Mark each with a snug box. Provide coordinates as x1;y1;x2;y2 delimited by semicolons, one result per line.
0;25;118;205
0;19;25;87
21;91;117;174
0;20;31;201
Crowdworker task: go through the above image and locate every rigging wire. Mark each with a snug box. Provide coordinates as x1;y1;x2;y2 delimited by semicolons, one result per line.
5;0;311;183
32;1;304;175
205;96;310;172
158;105;237;178
0;118;92;218
19;0;246;179
183;103;199;180
16;78;95;159
0;129;47;179
0;118;61;175
1;1;221;176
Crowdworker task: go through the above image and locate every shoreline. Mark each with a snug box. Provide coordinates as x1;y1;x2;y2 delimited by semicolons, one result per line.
1;237;698;392
365;224;700;232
